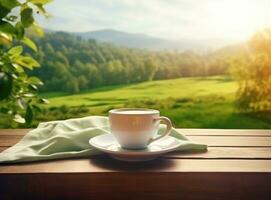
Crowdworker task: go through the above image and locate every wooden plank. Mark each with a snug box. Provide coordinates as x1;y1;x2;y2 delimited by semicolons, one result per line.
165;147;271;159
0;147;7;153
1;129;271;200
179;128;271;136
1;146;270;160
0;135;25;147
1;146;270;159
189;136;271;147
1;158;271;173
0;173;270;200
1;129;271;136
1;134;271;148
0;129;30;136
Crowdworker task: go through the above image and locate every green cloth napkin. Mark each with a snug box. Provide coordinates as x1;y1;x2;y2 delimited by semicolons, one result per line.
0;116;207;163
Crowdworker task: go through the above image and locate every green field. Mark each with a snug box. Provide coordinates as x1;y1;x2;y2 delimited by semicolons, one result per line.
35;76;271;129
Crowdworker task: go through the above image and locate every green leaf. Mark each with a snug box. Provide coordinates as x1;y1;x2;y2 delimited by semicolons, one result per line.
0;32;12;45
0;72;12;100
24;93;35;98
36;4;46;14
0;5;9;18
8;45;23;56
28;76;43;85
40;98;49;104
15;56;40;69
5;15;18;22
11;73;18;79
12;63;24;73
0;0;20;10
15;22;25;40
22;36;37;51
23;93;35;97
0;20;15;34
0;107;10;113
32;104;42;112
25;105;33;125
30;23;44;37
29;84;38;91
28;0;52;5
13;114;25;123
20;8;34;28
34;4;51;18
17;97;26;109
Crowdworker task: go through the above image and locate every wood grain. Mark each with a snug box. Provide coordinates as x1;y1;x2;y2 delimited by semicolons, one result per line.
0;129;30;136
2;134;271;148
1;145;271;160
179;129;271;136
1;158;271;173
1;129;271;200
0;147;6;153
1;129;271;136
164;147;271;159
189;136;271;147
0;173;270;200
1;146;271;159
0;135;24;147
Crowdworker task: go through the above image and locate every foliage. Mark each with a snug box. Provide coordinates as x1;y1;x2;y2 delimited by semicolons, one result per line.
0;0;51;126
27;32;231;93
5;75;267;129
230;28;271;112
1;75;269;128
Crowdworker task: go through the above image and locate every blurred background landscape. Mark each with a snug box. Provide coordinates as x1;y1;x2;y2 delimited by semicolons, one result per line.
0;0;271;128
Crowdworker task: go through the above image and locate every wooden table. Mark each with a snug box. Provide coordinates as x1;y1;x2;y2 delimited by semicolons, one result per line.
0;129;271;200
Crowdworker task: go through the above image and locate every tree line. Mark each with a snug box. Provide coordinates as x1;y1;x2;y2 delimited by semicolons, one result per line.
230;28;271;112
27;32;229;93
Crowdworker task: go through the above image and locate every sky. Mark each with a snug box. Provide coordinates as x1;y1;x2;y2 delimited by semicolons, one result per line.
38;0;271;42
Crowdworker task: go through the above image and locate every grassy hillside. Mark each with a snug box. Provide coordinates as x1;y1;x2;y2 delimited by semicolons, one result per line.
37;76;271;129
45;76;235;106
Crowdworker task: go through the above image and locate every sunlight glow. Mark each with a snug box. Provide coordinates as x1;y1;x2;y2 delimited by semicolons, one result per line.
39;0;271;42
206;0;267;41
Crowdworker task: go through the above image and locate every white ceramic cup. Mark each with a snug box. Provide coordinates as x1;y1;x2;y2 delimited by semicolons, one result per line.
109;108;172;149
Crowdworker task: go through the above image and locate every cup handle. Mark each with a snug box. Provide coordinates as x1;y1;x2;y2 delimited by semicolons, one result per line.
148;116;172;144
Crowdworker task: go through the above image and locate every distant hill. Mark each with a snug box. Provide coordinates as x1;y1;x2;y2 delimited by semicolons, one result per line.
74;29;233;51
211;42;249;58
76;29;166;50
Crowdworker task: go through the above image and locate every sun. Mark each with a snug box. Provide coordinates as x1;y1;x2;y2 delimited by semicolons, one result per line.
206;0;266;41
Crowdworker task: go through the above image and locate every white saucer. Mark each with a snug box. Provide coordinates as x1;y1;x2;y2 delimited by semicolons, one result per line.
89;134;181;162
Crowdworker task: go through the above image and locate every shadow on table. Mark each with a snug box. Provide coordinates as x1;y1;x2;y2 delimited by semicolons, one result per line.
89;155;176;171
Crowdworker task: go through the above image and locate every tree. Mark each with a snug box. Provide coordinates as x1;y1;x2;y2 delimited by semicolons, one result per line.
23;31;231;94
143;58;158;81
104;60;124;84
230;28;271;112
0;0;52;125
